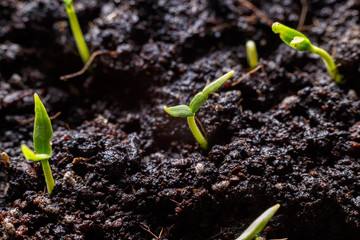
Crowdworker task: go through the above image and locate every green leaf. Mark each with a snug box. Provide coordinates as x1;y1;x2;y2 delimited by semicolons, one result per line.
33;93;53;155
235;204;280;240
290;37;312;51
189;70;235;113
202;70;234;96
164;105;194;118
189;92;207;113
21;144;51;162
272;22;308;47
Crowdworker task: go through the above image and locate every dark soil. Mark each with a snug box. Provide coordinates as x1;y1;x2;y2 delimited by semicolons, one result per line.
1;0;360;239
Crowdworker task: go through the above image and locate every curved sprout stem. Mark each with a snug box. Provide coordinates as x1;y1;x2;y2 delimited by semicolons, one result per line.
310;45;341;83
187;116;208;150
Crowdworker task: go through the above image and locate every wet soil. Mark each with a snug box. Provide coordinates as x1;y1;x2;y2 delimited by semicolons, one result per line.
1;0;360;239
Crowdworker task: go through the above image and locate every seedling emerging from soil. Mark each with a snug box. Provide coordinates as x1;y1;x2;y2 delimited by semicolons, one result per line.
62;0;90;64
272;22;341;83
235;204;280;240
246;40;258;70
21;94;54;194
164;70;234;150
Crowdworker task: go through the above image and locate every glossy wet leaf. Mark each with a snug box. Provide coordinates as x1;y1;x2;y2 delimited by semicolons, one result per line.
189;92;207;113
189;70;234;113
21;144;51;162
272;22;307;47
33;93;53;155
235;204;280;240
202;70;234;95
164;105;194;118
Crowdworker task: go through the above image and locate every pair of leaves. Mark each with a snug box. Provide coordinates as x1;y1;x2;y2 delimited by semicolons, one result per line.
164;70;234;118
272;22;312;52
21;94;53;162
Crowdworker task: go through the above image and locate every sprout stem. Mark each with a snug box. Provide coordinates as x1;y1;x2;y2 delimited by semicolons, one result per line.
41;159;54;194
272;22;341;83
187;116;207;150
164;71;234;149
310;45;341;83
246;40;258;70
64;1;90;64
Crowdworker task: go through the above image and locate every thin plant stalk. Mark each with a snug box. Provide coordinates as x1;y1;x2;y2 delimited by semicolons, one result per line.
246;40;258;70
41;159;54;194
310;45;338;81
63;0;90;64
187;116;207;150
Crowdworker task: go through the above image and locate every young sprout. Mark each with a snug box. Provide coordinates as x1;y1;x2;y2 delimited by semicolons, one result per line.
164;70;234;150
62;0;90;64
246;40;258;70
235;204;280;240
272;22;341;83
21;94;54;194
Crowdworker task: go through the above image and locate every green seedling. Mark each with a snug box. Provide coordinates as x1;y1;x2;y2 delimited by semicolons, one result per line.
246;40;258;70
235;204;280;240
62;0;90;64
272;22;341;83
164;70;234;150
21;94;54;194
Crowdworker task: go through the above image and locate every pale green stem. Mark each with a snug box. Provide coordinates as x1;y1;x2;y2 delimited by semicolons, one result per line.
310;45;341;83
187;116;208;150
65;3;90;64
246;40;258;70
41;159;54;194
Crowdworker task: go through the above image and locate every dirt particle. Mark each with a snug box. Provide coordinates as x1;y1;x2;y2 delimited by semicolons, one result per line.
275;183;283;190
349;122;360;140
64;215;75;224
63;171;76;186
280;95;299;109
211;180;230;192
15;225;28;237
194;163;205;175
72;157;91;164
1;217;15;238
0;152;9;167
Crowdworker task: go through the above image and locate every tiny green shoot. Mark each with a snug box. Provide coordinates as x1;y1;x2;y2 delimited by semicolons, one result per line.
246;40;258;70
21;94;54;194
272;22;341;83
235;204;280;240
164;70;234;150
62;0;90;64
